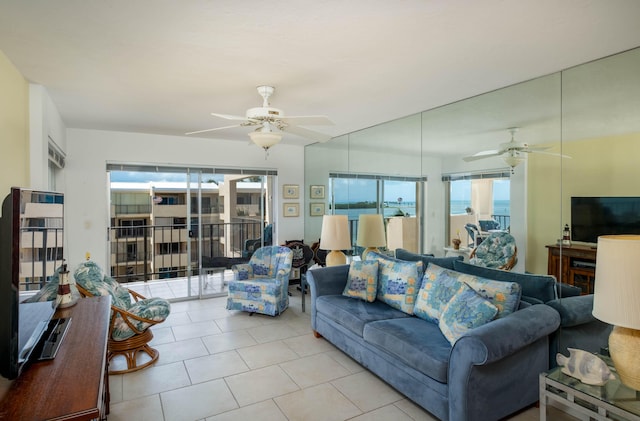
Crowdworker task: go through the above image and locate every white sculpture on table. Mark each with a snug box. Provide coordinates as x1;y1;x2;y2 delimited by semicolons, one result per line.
556;348;615;386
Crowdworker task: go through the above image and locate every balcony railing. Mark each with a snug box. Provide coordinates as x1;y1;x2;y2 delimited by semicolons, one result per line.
109;220;265;283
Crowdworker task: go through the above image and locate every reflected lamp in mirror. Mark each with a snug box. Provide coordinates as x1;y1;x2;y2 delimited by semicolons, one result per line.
320;215;351;266
357;214;386;259
592;235;640;390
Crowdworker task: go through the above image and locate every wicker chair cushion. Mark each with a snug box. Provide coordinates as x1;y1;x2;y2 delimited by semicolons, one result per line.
111;297;171;341
74;261;132;309
469;232;517;269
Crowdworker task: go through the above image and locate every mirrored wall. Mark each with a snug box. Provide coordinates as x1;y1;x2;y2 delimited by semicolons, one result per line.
305;46;640;281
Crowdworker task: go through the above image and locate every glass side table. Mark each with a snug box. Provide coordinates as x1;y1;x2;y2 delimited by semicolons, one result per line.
539;354;640;420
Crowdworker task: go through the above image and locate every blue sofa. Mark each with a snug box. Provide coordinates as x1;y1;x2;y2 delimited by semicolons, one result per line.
307;260;561;421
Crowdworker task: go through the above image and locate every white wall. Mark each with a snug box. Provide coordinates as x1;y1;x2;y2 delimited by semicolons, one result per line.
65;129;305;269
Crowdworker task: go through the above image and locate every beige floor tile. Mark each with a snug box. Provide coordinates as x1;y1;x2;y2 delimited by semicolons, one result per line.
280;353;352;388
274;382;362;421
246;321;304;343
206;400;288;421
172;320;222;341
122;361;191;400
160;378;238;420
224;365;300;407
108;393;164;421
154;337;209;366
325;350;365;374
188;307;231;322
236;340;299;369
350;404;415;421
331;370;403;412
184;350;249;384
214;313;270;332
150;326;177;346
108;374;123;403
201;330;257;354
393;399;439;420
283;333;335;357
162;311;193;328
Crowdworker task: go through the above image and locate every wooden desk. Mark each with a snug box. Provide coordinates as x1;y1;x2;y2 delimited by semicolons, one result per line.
546;244;597;294
0;296;111;420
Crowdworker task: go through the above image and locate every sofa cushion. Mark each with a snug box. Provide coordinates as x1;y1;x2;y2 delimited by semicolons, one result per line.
413;264;463;323
343;260;378;302
395;248;463;270
366;251;423;315
453;260;556;303
464;275;521;319
316;295;411;337
363;317;451;383
439;283;498;345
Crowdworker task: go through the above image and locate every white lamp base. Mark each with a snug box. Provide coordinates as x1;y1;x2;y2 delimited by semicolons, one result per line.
361;247;379;260
609;325;640;390
326;250;347;267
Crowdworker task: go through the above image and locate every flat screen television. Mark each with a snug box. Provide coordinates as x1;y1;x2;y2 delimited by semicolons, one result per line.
0;188;63;379
571;196;640;244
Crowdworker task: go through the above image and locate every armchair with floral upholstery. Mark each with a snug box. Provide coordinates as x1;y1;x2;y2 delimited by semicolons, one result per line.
73;261;171;374
226;245;293;316
469;231;518;270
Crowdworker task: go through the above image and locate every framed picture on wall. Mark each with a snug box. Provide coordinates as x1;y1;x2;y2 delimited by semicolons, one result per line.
310;185;325;199
310;202;325;216
283;203;300;217
283;185;299;199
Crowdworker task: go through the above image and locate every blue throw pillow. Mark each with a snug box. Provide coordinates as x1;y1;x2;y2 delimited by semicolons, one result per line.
366;251;423;314
343;260;378;302
413;264;463;323
439;283;498;345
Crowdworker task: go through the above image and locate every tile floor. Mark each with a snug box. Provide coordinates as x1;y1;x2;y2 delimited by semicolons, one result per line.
106;286;577;421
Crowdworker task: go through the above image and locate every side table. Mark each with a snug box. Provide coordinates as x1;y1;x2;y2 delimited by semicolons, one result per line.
443;246;471;262
540;355;640;420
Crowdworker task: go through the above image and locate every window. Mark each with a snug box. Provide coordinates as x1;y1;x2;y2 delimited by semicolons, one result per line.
159;242;180;255
444;171;510;246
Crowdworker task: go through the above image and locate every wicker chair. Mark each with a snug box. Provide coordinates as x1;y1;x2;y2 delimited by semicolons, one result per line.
73;261;171;374
469;231;518;270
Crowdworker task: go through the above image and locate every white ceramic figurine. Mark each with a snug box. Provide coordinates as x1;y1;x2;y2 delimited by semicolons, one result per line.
556;348;615;386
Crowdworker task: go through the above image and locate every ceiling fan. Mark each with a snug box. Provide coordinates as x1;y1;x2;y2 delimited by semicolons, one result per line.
186;85;334;155
463;127;570;172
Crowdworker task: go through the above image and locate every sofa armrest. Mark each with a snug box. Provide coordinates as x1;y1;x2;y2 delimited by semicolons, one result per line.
546;294;596;327
231;263;253;280
451;303;560;365
448;304;560;420
306;265;350;297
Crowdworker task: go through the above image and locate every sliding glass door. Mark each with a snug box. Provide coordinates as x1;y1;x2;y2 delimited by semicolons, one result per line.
107;165;274;300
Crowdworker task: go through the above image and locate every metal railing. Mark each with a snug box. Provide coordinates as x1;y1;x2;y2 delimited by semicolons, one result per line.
492;214;511;231
109;220;265;283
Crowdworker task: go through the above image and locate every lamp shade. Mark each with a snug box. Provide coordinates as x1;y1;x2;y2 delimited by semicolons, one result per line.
593;235;640;329
357;214;386;248
320;215;351;251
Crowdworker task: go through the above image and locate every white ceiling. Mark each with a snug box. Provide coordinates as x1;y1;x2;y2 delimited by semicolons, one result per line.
2;0;640;150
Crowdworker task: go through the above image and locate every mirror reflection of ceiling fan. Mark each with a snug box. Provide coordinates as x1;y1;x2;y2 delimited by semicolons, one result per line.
463;127;571;172
186;85;333;156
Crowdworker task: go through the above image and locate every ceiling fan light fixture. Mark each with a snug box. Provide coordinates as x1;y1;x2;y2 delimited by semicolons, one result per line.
248;130;282;150
503;153;525;171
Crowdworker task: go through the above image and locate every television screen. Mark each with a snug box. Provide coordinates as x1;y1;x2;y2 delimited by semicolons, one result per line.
571;197;640;244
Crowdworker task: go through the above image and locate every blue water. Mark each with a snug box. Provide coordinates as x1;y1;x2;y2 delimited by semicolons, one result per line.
451;200;510;216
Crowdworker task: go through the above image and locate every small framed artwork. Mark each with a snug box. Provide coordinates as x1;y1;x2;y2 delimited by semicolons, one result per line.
283;203;300;217
310;202;325;216
283;184;299;199
310;185;325;199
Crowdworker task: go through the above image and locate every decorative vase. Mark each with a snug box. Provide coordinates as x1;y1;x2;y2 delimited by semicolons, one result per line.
452;238;461;250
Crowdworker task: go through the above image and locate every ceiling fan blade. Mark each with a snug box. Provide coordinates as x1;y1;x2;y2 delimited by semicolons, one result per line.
185;124;244;136
462;150;501;162
280;115;334;126
525;145;552;152
282;125;332;143
210;112;252;121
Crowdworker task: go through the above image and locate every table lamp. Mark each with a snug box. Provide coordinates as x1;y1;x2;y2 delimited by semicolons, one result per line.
357;214;386;259
592;234;640;390
320;215;351;266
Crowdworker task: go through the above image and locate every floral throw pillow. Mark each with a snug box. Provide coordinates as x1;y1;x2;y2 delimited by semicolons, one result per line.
366;251;423;314
343;260;379;302
439;283;498;345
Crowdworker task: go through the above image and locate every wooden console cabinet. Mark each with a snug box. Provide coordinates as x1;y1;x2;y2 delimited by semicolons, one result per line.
546;244;597;294
0;296;111;420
